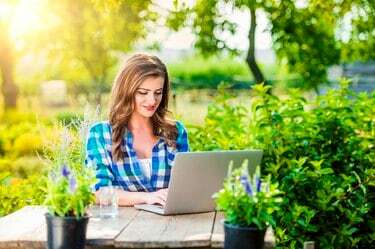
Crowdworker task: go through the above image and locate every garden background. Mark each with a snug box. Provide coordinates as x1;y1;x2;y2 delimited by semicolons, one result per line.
0;0;374;248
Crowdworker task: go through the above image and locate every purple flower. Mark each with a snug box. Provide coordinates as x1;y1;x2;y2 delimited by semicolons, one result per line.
61;165;70;178
240;175;253;196
253;166;261;193
69;177;77;192
256;176;262;192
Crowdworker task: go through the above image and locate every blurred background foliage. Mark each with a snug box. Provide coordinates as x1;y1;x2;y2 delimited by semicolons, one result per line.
167;0;374;91
0;0;374;110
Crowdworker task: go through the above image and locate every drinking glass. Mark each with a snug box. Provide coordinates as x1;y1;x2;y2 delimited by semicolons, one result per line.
98;186;118;218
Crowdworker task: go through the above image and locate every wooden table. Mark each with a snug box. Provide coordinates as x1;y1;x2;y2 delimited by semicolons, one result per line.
0;206;274;249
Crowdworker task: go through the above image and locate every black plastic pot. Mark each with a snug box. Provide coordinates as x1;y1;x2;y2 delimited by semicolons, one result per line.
45;213;89;249
224;222;266;249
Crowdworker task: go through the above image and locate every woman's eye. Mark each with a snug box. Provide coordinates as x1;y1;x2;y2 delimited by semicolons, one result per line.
155;92;162;95
138;92;148;95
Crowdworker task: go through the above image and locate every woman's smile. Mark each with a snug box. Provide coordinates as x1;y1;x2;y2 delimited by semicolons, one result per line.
144;105;156;112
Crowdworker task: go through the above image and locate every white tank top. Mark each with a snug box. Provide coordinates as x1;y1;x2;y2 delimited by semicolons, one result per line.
138;158;152;180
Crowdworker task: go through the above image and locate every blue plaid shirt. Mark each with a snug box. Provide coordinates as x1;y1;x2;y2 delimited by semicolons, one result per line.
85;121;189;192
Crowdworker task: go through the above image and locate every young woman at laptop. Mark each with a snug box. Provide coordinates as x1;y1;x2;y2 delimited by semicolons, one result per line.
85;54;189;207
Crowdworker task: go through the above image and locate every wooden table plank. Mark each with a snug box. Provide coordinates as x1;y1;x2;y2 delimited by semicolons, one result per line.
210;212;275;249
86;206;139;246
0;205;278;249
115;211;215;248
0;206;47;249
0;205;139;249
210;212;224;248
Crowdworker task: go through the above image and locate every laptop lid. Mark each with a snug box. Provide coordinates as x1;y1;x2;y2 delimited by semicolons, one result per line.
162;149;263;215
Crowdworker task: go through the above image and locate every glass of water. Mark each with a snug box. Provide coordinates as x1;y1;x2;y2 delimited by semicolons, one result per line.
98;185;119;218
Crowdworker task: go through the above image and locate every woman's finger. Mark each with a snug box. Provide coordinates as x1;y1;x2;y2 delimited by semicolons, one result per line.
157;192;167;202
156;196;166;206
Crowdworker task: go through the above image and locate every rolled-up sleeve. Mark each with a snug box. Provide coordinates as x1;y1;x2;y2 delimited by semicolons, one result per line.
85;123;114;191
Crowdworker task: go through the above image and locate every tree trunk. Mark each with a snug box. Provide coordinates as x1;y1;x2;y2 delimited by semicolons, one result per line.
93;80;102;106
0;25;18;109
94;92;102;107
0;63;18;109
246;6;267;86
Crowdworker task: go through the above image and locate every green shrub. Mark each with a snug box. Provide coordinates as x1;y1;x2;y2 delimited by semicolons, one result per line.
189;82;375;248
167;55;294;90
12;133;43;157
0;173;46;217
0;124;45;157
0;158;12;174
0;122;35;145
0;119;55;158
0;156;46;178
168;55;253;89
0;110;37;125
55;111;84;127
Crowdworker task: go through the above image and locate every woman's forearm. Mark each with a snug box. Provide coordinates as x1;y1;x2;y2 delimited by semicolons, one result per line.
116;190;148;206
95;190;147;206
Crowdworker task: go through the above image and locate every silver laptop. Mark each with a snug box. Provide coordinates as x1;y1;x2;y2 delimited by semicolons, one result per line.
134;150;263;215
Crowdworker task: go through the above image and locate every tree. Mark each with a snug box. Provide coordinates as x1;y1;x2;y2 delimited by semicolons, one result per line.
167;0;375;92
168;0;267;85
339;0;375;62
39;0;156;105
0;1;19;109
1;0;156;108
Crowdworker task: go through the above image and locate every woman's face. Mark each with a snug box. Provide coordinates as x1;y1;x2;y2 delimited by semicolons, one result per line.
133;76;164;118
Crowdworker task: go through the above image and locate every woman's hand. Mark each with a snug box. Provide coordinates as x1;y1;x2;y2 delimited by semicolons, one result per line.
144;188;168;206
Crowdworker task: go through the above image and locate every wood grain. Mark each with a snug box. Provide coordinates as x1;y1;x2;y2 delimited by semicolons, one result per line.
0;206;47;249
115;211;215;248
0;206;277;248
86;206;139;246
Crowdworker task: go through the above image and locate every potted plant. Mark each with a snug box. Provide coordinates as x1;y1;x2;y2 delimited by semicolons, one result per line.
43;115;96;249
214;160;282;249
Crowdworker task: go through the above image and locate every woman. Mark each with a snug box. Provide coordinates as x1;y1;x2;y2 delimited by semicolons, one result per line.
86;53;189;207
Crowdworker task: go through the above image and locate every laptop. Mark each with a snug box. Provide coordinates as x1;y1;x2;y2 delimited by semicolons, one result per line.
134;150;263;215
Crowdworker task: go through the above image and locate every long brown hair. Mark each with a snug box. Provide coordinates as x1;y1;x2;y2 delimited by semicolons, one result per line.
109;53;178;162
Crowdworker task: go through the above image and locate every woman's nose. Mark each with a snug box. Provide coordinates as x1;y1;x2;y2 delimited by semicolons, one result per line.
146;93;157;104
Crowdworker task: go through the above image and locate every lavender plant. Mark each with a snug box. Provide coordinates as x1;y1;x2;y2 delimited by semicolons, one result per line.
214;160;282;230
44;106;99;217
